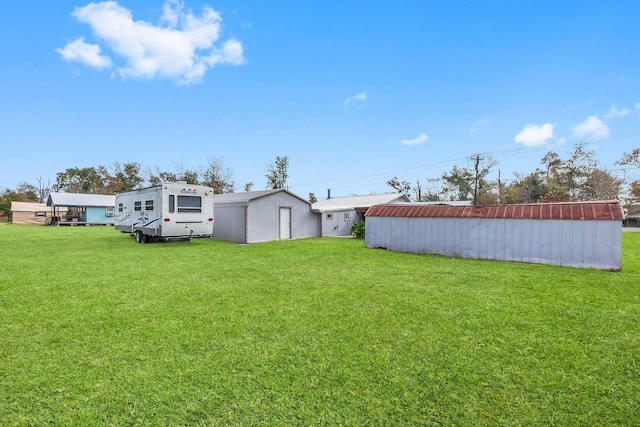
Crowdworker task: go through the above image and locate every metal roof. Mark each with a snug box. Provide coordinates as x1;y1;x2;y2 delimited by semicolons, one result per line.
312;193;411;212
212;189;311;206
47;192;116;207
366;200;624;220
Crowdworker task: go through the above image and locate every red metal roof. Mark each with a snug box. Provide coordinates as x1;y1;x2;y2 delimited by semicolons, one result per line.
365;200;624;220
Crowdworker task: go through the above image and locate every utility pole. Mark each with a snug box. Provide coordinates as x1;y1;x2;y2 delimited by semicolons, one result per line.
472;154;483;205
497;169;502;204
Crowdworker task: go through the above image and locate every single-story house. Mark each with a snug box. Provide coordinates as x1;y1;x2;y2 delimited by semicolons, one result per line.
212;189;320;243
365;200;624;270
10;201;67;225
312;193;411;237
624;203;640;227
47;192;116;225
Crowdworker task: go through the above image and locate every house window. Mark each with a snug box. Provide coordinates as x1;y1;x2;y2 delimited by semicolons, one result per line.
344;212;350;221
134;201;142;211
118;203;123;212
34;212;46;217
326;213;333;220
105;207;114;217
177;195;201;213
145;200;154;211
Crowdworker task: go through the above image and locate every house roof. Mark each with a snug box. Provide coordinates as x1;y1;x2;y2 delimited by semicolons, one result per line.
47;192;116;207
312;193;411;212
366;200;624;220
212;189;311;206
10;201;49;212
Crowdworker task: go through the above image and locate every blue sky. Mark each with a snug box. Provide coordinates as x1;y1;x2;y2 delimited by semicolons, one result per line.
1;0;639;198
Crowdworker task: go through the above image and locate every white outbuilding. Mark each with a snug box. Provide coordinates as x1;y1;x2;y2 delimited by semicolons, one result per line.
365;200;624;270
212;189;320;244
312;193;411;237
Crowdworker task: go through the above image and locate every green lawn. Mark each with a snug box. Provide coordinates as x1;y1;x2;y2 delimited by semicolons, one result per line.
1;223;639;426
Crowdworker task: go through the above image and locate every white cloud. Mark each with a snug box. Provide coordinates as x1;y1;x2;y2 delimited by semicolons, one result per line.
56;37;112;69
603;106;631;118
572;115;609;138
514;123;555;147
57;1;244;84
344;92;367;105
635;102;640;110
402;133;428;145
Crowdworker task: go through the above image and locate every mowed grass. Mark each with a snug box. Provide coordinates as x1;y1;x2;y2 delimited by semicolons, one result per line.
0;224;639;426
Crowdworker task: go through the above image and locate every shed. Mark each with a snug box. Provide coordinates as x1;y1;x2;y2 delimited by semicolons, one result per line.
365;200;624;270
46;192;116;225
312;193;411;237
212;189;320;243
10;201;67;225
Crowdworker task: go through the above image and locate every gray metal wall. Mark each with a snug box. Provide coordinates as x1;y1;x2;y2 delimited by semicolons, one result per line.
320;209;359;237
213;205;246;243
245;192;320;243
365;217;622;270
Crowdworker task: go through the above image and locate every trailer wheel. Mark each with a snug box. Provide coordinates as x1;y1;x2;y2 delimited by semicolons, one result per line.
135;231;147;244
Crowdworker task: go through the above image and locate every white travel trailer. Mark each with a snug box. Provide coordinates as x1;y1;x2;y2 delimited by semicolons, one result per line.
114;182;215;243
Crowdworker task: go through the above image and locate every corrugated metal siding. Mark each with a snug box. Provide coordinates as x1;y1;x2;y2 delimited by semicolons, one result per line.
365;201;623;270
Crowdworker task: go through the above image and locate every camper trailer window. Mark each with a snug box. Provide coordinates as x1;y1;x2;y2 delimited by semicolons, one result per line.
169;195;175;213
134;201;142;211
145;200;154;211
118;203;123;212
177;195;202;213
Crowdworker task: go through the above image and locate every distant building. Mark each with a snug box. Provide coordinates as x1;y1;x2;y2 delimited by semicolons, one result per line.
10;201;67;225
312;193;411;237
46;193;116;225
624;203;640;227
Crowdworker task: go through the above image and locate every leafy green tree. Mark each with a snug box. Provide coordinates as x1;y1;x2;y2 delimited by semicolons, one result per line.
504;171;548;204
112;162;144;193
580;168;621;201
55;167;105;194
200;157;235;194
308;193;317;203
145;167;177;186
441;165;474;201
386;176;411;196
265;155;289;189
0;189;21;219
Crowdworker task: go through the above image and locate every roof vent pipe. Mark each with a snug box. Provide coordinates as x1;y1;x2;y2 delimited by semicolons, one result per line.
327;188;331;199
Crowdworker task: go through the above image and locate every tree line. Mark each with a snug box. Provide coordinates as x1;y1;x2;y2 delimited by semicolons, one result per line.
2;145;640;219
387;143;640;208
0;156;291;218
